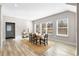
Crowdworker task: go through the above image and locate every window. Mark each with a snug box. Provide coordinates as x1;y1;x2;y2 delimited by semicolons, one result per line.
36;24;40;33
7;25;12;31
42;23;46;34
35;22;54;35
56;16;68;36
47;23;53;34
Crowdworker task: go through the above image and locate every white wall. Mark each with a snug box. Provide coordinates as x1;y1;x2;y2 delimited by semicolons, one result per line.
2;16;32;41
32;11;77;46
0;5;1;48
77;3;79;55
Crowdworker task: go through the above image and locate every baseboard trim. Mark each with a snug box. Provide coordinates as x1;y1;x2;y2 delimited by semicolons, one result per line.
50;39;76;46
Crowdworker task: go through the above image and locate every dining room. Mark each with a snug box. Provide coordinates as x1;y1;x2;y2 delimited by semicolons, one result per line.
0;3;77;56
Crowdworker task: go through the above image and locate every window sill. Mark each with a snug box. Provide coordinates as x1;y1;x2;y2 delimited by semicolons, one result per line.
56;34;68;37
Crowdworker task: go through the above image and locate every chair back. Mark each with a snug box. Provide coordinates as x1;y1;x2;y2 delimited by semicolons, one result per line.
44;34;48;39
32;33;37;39
29;33;32;39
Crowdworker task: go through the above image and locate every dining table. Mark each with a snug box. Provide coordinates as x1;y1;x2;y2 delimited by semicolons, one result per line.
35;33;45;44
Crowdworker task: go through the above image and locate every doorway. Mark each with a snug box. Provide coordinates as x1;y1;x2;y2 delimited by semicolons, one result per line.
5;22;15;39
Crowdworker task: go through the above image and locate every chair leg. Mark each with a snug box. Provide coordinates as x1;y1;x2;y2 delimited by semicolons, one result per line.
46;40;48;45
44;43;46;46
47;42;48;45
44;39;46;46
35;39;37;45
32;40;34;44
40;39;41;45
32;40;35;44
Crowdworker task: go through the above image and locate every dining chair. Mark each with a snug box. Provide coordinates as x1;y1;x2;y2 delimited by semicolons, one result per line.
29;33;32;42
32;33;38;45
40;34;48;46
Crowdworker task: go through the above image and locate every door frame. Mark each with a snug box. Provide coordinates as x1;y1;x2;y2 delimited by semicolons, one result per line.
5;22;15;39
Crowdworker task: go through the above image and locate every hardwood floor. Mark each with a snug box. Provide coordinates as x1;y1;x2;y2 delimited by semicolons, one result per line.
0;40;36;56
0;39;76;56
42;41;76;56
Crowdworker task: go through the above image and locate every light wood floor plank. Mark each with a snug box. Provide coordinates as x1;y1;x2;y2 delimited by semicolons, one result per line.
0;39;76;56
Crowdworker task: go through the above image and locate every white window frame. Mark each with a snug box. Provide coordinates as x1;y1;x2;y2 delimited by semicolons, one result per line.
56;17;69;37
35;22;53;35
34;24;36;33
41;23;47;34
47;22;53;35
34;23;41;33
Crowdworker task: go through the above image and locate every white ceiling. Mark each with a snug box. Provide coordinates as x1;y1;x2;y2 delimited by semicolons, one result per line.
1;3;77;20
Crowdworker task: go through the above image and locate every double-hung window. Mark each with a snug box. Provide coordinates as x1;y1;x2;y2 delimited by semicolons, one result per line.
56;16;68;37
42;23;47;34
47;23;53;34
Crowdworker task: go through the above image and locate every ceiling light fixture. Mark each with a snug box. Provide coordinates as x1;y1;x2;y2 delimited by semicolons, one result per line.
14;4;18;7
